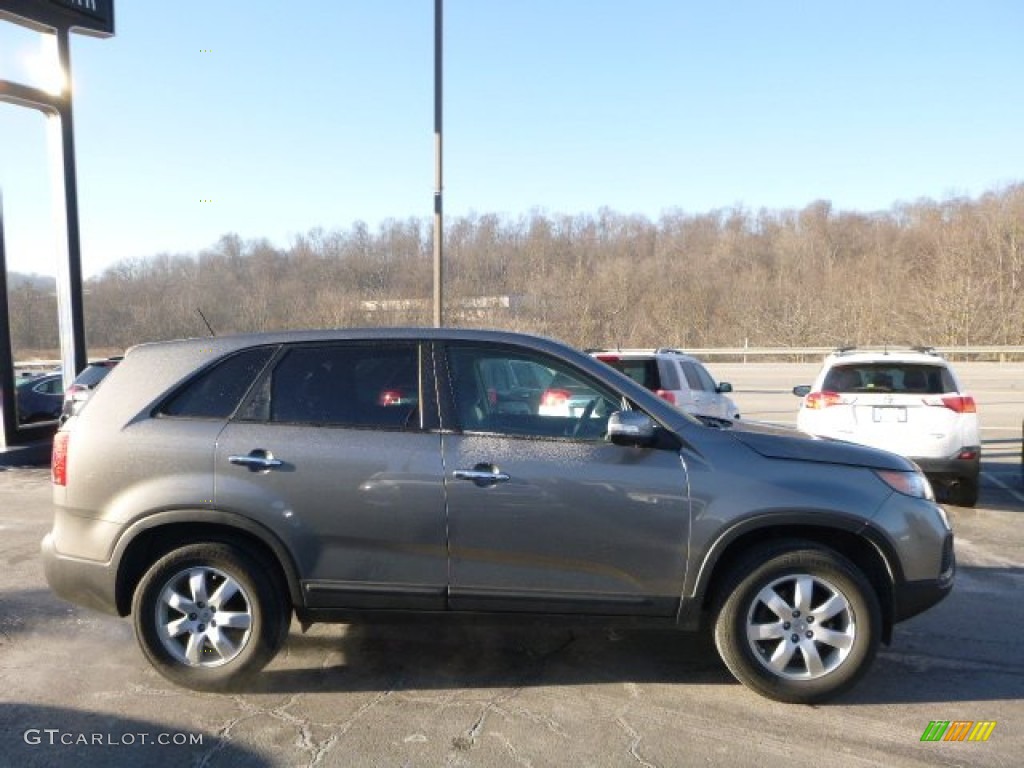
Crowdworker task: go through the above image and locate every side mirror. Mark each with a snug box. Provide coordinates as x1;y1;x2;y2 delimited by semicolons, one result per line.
607;411;657;447
792;385;811;397
717;382;733;394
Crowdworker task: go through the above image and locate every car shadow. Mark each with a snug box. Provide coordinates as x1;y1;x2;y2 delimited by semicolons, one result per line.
842;563;1024;706
255;623;737;694
248;583;1022;705
934;457;1023;514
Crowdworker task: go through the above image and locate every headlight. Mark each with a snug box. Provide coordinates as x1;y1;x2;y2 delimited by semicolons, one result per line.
875;469;935;501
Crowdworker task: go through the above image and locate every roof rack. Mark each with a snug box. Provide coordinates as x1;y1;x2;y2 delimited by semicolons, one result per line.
831;345;942;357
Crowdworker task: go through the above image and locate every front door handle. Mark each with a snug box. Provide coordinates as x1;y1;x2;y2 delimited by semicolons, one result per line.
229;450;284;472
453;463;510;486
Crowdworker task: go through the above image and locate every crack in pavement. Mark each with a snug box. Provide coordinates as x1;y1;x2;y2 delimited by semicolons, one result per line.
193;684;398;768
616;715;657;768
451;632;577;754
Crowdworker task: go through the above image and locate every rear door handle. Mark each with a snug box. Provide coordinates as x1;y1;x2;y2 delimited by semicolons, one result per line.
229;450;284;472
453;463;510;486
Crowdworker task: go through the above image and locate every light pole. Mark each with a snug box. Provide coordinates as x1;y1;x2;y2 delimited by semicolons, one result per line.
432;0;444;327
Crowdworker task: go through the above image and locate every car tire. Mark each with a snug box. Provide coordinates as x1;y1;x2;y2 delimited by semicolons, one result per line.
950;477;979;507
131;542;290;691
713;543;881;704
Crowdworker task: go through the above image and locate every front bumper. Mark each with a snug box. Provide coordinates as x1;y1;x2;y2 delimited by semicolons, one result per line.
41;532;121;616
892;531;955;622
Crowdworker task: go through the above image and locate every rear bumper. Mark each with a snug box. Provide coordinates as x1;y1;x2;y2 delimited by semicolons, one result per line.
41;532;121;616
912;450;980;480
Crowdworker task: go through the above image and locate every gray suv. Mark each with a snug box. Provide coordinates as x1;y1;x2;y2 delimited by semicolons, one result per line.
42;328;954;703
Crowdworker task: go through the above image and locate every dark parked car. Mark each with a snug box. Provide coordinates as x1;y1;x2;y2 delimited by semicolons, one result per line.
43;328;954;703
15;372;65;423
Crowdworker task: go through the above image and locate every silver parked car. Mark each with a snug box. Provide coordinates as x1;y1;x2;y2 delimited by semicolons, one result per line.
590;348;741;420
43;328;954;703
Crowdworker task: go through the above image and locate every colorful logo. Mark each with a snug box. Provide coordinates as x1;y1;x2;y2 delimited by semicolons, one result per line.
920;721;996;742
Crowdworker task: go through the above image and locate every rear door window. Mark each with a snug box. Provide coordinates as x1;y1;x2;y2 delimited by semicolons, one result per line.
244;343;422;430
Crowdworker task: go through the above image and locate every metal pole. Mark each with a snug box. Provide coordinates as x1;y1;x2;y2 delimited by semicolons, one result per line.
53;27;88;386
0;190;18;446
432;0;444;327
57;29;88;385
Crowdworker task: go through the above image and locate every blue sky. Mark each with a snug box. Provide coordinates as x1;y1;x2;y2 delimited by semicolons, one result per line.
1;1;1022;278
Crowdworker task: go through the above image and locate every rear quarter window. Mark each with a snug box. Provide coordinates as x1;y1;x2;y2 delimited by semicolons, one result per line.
609;359;661;390
159;347;277;419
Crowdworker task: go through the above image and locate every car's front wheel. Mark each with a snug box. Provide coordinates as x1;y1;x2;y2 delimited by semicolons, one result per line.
131;542;290;691
714;543;881;704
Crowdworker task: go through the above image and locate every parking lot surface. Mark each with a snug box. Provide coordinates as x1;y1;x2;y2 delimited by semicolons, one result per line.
1;362;1021;767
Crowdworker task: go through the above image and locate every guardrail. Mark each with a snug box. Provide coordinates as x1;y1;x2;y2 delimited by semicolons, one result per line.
13;361;63;376
668;346;1024;363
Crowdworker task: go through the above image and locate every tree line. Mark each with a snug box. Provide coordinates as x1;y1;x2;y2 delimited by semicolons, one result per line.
8;184;1024;359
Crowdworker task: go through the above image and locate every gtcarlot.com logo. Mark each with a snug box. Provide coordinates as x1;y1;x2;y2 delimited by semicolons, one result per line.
23;729;203;747
920;721;996;742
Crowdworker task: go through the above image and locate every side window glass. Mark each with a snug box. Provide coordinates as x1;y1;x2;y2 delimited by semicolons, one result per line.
268;343;419;429
508;359;554;390
939;368;957;394
616;359;662;390
161;347;276;419
694;364;717;393
447;346;619;440
680;362;703;391
652;360;674;390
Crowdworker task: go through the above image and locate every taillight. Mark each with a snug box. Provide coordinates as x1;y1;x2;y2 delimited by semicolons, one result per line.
655;389;676;405
943;395;976;413
804;391;843;409
596;355;619;364
923;395;976;413
52;431;69;486
540;388;571;408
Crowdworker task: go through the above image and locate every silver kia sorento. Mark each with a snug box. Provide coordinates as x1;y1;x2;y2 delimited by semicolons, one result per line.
42;328;954;703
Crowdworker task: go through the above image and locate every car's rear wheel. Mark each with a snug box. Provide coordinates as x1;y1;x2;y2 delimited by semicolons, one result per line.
713;543;881;704
132;542;289;691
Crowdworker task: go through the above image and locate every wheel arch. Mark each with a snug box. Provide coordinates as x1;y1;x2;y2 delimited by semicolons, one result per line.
113;512;302;617
690;516;901;644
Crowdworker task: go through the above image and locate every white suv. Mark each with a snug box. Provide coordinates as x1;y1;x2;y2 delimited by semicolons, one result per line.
793;347;981;506
590;348;740;420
